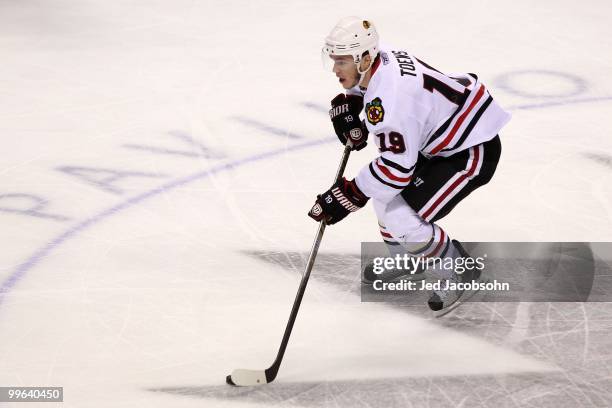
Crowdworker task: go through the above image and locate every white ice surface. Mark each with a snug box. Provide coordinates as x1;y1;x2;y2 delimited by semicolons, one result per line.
1;1;611;407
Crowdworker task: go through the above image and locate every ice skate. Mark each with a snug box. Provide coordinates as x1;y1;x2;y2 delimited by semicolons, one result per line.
361;259;425;285
428;240;485;317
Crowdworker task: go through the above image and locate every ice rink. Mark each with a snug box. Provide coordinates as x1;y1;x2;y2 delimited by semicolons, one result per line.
1;0;612;406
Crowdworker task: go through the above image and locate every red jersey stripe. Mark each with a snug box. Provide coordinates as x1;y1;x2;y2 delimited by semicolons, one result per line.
375;159;412;183
423;229;446;258
430;85;486;155
421;146;481;220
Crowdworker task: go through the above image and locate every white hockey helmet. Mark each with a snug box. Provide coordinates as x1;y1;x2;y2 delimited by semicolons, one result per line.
322;17;379;75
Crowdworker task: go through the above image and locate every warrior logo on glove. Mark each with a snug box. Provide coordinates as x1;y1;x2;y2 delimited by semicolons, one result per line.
308;178;369;225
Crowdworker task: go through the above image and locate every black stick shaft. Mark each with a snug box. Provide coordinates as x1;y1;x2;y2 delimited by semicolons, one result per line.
265;144;352;382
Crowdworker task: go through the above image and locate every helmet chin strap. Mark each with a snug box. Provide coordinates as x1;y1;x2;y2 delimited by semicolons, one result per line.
356;58;373;88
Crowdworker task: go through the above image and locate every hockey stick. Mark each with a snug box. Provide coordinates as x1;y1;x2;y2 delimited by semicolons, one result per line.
226;143;352;386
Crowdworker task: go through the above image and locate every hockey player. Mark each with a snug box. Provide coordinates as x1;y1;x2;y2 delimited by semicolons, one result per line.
308;17;511;312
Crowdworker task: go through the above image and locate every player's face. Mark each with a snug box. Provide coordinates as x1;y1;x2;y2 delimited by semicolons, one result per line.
331;55;359;89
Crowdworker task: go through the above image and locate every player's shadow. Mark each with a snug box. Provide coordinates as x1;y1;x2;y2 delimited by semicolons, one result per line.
242;243;611;303
146;244;612;406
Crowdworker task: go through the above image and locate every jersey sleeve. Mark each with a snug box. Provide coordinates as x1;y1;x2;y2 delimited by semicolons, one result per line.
355;89;427;204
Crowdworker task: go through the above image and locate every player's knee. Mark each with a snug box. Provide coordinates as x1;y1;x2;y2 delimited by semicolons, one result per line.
374;194;434;251
382;215;432;251
393;224;432;251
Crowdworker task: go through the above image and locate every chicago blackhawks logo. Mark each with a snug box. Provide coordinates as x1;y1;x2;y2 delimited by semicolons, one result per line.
366;97;384;125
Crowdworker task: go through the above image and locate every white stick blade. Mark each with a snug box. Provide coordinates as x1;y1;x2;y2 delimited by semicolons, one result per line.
226;369;267;386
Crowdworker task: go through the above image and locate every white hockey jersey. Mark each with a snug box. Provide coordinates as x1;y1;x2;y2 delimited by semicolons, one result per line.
352;46;511;203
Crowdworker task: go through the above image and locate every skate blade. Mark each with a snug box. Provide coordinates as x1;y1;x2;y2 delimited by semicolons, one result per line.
433;278;489;318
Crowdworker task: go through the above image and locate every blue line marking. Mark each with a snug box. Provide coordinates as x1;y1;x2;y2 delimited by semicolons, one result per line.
301;96;612;113
231;116;305;139
4;92;612;310
0;137;335;308
508;96;612;110
494;70;588;99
